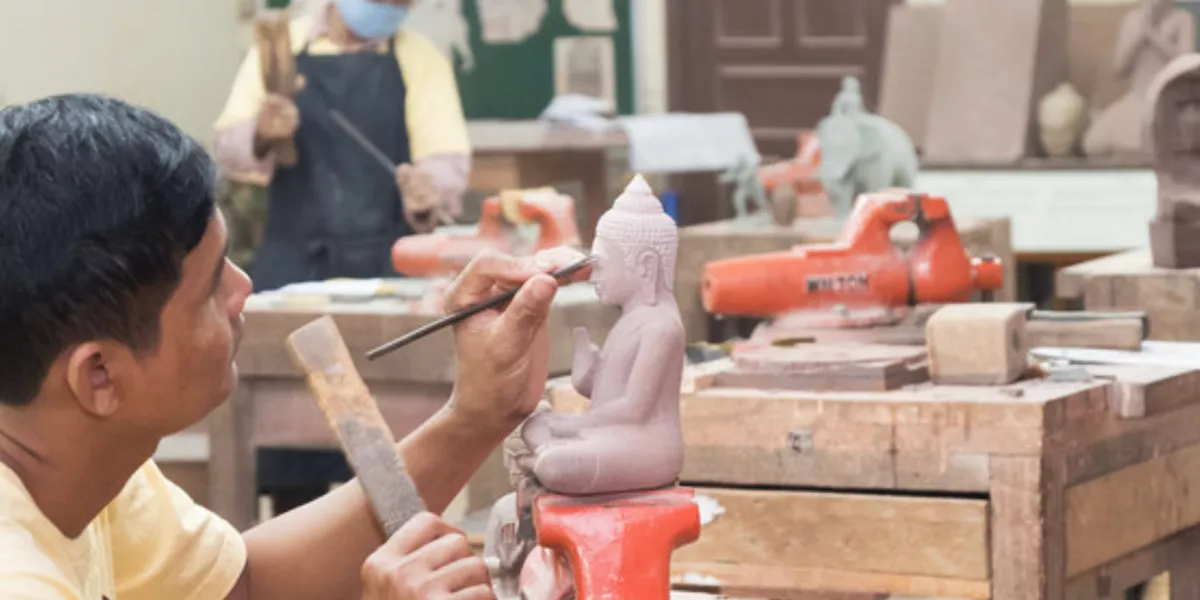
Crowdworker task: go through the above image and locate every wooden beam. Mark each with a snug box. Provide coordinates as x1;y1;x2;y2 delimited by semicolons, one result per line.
675;487;989;581
1066;443;1200;578
989;455;1067;600
1064;526;1200;600
671;563;989;599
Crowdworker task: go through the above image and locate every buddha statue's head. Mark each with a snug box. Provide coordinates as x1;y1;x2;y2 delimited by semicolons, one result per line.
590;175;677;307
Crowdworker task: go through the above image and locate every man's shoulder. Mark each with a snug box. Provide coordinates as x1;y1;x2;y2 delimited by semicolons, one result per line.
0;516;84;597
396;27;453;71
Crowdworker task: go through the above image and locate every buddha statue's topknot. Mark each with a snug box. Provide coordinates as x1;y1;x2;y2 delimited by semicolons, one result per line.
595;174;677;289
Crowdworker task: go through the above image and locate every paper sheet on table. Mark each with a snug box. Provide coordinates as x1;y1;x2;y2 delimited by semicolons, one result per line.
563;0;617;31
476;0;547;43
617;112;760;174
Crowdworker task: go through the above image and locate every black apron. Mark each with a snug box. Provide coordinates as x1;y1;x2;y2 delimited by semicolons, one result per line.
251;36;413;292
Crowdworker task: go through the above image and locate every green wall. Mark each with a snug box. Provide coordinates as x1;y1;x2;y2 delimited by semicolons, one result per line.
453;0;635;119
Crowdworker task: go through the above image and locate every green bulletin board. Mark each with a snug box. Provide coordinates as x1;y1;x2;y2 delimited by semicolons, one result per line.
453;0;635;119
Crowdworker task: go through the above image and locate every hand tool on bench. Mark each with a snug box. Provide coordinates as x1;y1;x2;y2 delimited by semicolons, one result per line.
700;189;1004;327
285;315;425;536
254;11;299;167
364;254;596;360
925;303;1150;385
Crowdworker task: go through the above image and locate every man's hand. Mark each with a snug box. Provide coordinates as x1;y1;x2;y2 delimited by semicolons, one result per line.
444;247;591;433
255;93;300;145
361;512;494;600
397;163;444;233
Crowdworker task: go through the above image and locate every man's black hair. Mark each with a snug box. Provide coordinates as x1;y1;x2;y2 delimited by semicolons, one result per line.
0;94;216;406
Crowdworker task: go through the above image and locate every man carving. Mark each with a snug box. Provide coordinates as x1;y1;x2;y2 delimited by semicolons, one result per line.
1083;0;1195;156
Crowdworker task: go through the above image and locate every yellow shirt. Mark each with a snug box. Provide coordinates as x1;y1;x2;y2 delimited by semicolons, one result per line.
213;10;471;167
0;460;246;600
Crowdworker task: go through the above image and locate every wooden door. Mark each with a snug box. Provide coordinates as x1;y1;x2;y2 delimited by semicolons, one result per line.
667;0;898;226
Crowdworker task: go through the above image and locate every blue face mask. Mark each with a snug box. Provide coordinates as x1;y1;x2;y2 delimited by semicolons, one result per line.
335;0;408;40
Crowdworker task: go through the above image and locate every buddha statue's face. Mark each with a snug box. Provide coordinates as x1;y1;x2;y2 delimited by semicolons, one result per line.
589;236;643;306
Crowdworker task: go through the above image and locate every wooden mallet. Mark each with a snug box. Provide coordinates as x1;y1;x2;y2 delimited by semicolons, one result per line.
254;10;299;167
285;315;425;537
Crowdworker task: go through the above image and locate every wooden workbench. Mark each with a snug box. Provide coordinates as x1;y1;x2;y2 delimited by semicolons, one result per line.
468;120;627;245
196;285;618;531
1057;249;1200;341
547;350;1200;599
674;216;1015;344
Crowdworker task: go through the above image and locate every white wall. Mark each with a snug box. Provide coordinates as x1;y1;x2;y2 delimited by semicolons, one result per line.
0;0;253;146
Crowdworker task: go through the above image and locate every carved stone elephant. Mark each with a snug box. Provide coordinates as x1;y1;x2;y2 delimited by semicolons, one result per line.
816;111;919;218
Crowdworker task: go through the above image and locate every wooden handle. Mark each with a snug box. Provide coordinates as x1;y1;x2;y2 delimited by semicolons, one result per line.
1026;318;1145;351
255;12;299;169
285;316;425;537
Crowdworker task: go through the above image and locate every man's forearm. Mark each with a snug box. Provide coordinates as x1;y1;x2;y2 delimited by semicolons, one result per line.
237;399;513;600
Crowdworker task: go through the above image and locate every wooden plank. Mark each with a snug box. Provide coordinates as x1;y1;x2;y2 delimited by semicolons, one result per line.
1064;526;1200;600
1065;443;1200;578
718;344;929;392
1027;317;1145;351
208;382;258;531
1087;364;1200;419
1056;250;1149;300
989;455;1067;600
1056;250;1200;342
684;380;1089;456
684;446;991;493
672;488;990;590
671;563;989;599
922;0;1067;163
1057;400;1200;487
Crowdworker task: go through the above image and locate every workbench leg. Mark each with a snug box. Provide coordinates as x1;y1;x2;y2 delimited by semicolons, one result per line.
209;381;258;531
990;456;1067;600
1168;534;1200;600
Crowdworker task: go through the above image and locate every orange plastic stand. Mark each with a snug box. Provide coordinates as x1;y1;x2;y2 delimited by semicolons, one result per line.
533;487;701;600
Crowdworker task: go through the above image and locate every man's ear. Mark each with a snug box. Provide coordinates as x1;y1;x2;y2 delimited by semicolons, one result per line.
65;342;121;418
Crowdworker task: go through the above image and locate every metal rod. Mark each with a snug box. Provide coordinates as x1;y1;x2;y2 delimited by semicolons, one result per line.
365;255;596;361
329;109;397;176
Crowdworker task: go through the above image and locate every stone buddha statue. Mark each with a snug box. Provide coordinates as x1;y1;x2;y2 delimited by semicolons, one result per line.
521;174;686;496
1083;0;1195;157
482;175;686;599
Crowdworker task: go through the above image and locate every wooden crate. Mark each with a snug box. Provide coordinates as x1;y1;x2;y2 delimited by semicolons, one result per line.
548;351;1200;599
1057;250;1200;342
675;216;1015;344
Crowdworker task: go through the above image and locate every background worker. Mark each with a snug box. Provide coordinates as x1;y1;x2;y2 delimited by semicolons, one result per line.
0;93;581;599
214;0;470;292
